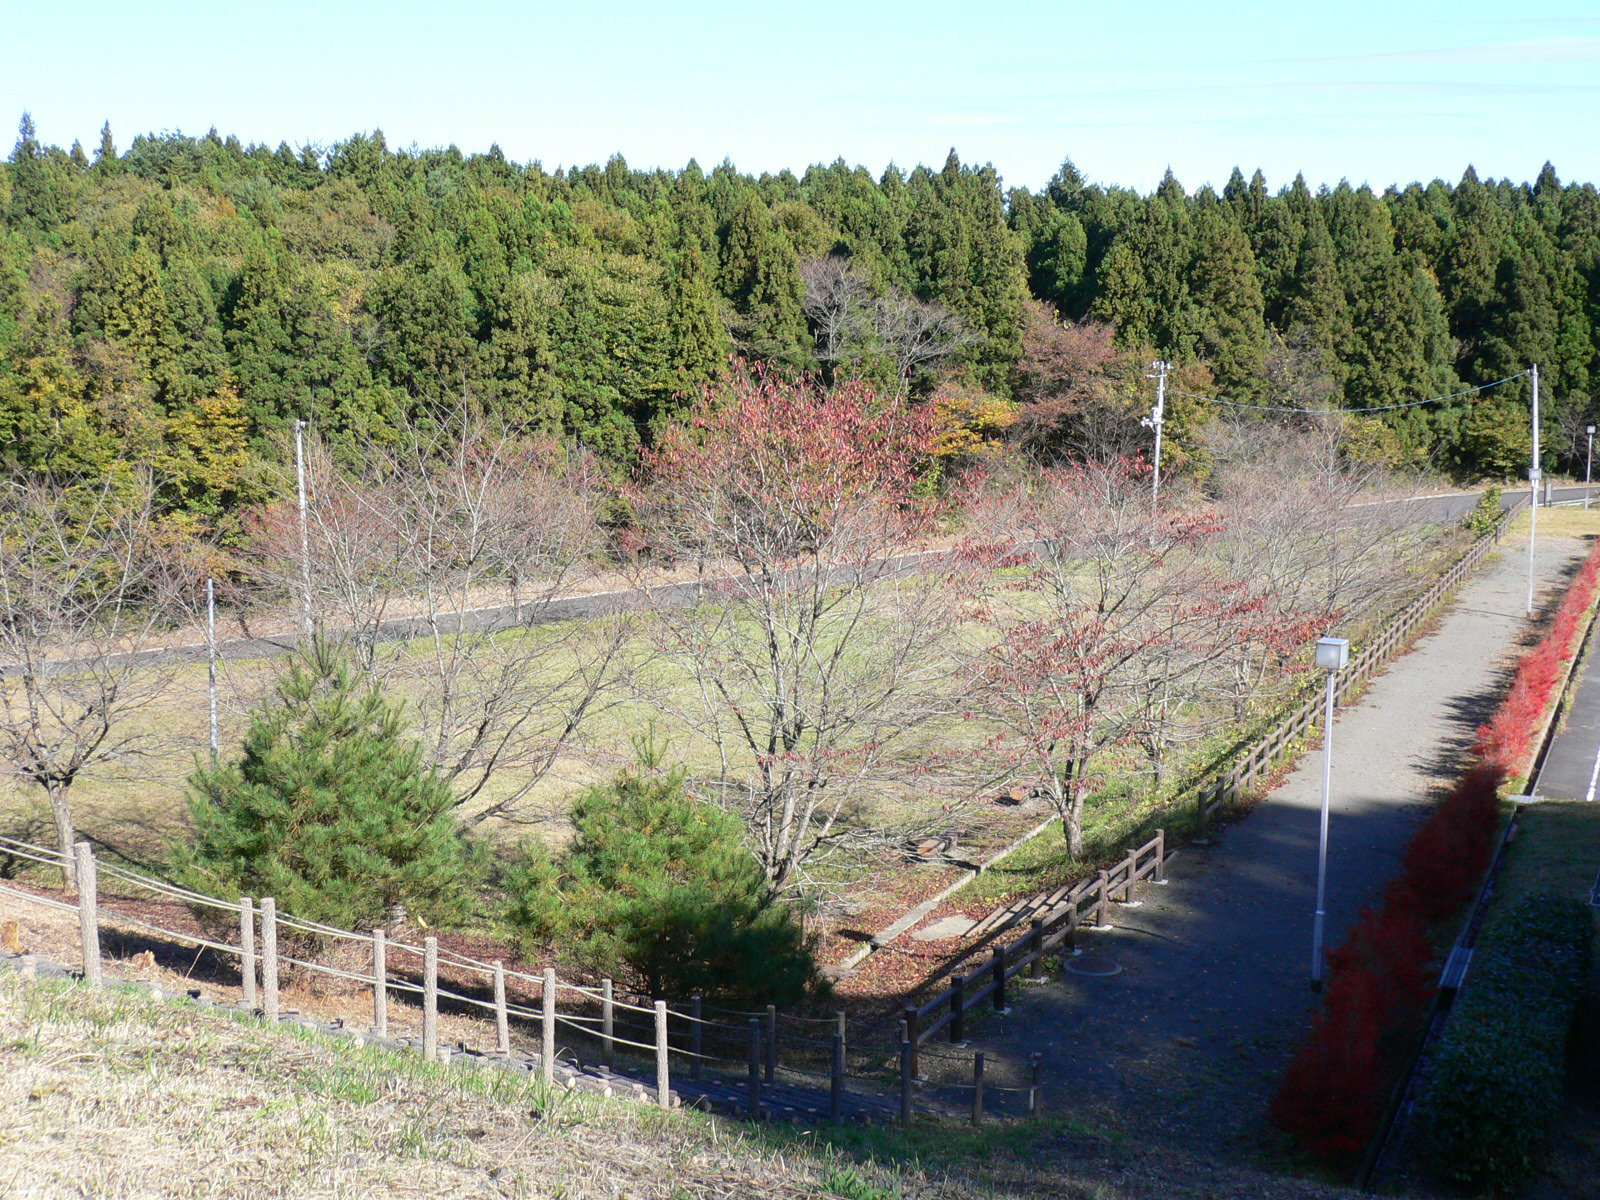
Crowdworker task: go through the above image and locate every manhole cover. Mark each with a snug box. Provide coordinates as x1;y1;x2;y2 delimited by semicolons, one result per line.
1064;954;1123;977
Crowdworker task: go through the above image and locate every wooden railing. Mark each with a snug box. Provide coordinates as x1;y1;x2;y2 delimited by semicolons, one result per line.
1199;499;1517;823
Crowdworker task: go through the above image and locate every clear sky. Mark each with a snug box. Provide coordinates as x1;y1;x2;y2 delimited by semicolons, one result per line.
5;1;1596;195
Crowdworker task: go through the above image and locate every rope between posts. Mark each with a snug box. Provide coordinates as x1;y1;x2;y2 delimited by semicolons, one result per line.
91;907;244;959
0;840;70;871
94;865;244;914
0;880;80;915
553;1015;656;1054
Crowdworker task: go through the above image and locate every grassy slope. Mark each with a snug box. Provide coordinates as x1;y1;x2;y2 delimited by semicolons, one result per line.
0;971;1372;1200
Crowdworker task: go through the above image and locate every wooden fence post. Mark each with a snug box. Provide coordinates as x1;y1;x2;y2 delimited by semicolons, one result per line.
422;936;438;1063
747;1019;762;1119
837;1010;847;1062
689;994;703;1081
372;929;387;1038
74;843;101;988
239;896;257;1009
1120;849;1137;902
830;1032;844;1123
1029;917;1046;980
764;1003;777;1084
1154;829;1167;883
541;967;556;1089
493;960;509;1055
601;978;614;1070
902;1007;920;1078
654;1000;670;1109
1029;1052;1042;1116
260;897;279;1021
899;1031;913;1125
971;1051;985;1125
991;946;1007;1012
950;975;966;1043
1095;871;1110;927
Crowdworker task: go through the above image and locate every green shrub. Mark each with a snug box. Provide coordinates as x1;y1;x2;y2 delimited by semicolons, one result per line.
1462;485;1503;536
504;756;819;1008
172;636;481;935
1416;895;1594;1192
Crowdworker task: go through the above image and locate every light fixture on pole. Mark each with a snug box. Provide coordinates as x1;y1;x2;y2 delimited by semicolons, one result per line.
294;418;313;639
1310;635;1349;991
1527;364;1540;616
1142;360;1171;513
1586;425;1594;511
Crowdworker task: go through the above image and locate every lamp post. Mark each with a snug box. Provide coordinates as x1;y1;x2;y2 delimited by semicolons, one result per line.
1587;425;1594;511
1311;635;1350;991
1142;360;1171;513
294;418;312;639
1527;364;1540;615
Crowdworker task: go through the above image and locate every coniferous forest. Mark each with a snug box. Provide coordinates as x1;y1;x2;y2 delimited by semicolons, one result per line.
1;113;1596;531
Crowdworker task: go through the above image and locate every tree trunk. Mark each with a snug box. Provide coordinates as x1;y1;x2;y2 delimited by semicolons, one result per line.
48;782;77;893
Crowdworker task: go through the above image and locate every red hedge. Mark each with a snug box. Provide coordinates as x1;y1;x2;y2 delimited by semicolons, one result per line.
1272;539;1600;1168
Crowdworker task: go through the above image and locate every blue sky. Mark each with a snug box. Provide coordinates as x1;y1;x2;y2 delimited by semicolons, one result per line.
5;1;1596;194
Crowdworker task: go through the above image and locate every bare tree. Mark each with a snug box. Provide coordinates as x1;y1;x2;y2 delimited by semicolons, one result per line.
633;363;970;892
963;459;1299;857
0;473;197;886
242;411;629;824
801;256;976;389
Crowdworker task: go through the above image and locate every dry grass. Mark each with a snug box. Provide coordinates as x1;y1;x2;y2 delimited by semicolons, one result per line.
0;970;1380;1200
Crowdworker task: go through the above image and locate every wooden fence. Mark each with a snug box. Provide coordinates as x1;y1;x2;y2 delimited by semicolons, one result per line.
0;835;1042;1125
1200;499;1516;824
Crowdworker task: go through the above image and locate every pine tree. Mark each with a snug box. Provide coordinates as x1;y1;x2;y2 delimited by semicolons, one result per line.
175;636;480;933
504;745;817;1007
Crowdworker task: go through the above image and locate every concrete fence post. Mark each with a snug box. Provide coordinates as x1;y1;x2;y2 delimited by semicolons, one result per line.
239;896;257;1009
74;843;101;988
541;967;556;1089
372;929;387;1038
422;936;438;1062
260;897;279;1021
493;960;509;1055
601;978;614;1071
1155;829;1167;883
654;1000;670;1109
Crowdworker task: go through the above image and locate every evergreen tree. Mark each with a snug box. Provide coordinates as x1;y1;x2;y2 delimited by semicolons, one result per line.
504;744;818;1007
175;637;480;933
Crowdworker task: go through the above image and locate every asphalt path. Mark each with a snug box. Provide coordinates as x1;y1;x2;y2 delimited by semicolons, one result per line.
74;484;1599;672
1532;596;1600;803
949;528;1591;1158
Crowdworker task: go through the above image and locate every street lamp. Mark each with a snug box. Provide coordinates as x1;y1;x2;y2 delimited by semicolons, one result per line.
1311;635;1349;991
1587;425;1594;510
1142;360;1171;513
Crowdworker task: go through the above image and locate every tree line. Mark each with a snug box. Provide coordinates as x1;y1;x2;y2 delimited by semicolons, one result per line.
2;114;1596;526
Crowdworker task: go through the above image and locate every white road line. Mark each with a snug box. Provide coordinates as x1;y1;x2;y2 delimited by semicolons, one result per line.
1584;739;1600;803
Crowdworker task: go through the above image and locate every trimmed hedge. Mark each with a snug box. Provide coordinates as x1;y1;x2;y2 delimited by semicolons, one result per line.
1416;895;1595;1193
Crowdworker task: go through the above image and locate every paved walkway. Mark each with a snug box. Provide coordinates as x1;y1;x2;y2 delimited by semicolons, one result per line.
950;533;1592;1155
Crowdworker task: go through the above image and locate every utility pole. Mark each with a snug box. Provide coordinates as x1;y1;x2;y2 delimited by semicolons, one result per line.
1143;360;1171;513
1527;365;1540;616
1586;424;1594;510
207;578;219;767
294;418;313;639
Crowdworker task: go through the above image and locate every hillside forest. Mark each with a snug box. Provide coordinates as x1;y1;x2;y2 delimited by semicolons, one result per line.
1;114;1597;529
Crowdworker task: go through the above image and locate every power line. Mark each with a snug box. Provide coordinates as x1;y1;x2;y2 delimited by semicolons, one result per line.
1168;370;1532;416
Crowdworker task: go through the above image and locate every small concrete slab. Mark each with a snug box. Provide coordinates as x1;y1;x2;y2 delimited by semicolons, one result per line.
912;915;978;941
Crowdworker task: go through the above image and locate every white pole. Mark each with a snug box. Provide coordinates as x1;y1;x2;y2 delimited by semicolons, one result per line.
207;578;219;767
1145;360;1169;513
1311;668;1335;990
294;418;312;639
1527;365;1540;615
1586;426;1593;510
